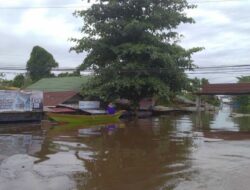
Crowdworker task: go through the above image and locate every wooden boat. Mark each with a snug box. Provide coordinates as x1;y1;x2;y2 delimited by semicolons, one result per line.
47;110;124;125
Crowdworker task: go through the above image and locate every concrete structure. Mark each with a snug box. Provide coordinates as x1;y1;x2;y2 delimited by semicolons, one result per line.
196;83;250;111
198;83;250;95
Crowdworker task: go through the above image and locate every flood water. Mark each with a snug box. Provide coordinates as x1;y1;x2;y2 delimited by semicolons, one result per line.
1;105;250;190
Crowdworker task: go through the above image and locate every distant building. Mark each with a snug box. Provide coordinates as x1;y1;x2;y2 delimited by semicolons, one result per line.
26;77;88;109
26;76;88;92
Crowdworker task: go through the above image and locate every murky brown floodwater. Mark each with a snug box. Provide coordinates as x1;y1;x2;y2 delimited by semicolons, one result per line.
1;105;250;190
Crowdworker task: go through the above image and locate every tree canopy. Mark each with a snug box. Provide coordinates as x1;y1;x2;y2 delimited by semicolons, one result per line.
27;46;58;82
187;77;209;92
71;0;202;104
234;76;250;113
13;74;25;88
57;71;80;78
237;76;250;83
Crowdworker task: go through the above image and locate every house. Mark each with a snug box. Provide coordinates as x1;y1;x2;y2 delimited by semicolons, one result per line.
26;76;88;92
43;91;81;107
26;77;88;110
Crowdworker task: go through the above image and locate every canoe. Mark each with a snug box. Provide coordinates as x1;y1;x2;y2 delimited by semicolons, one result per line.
47;110;124;125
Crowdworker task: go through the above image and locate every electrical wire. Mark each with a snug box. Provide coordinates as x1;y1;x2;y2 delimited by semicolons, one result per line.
0;0;248;10
191;0;250;3
0;5;85;10
1;64;250;72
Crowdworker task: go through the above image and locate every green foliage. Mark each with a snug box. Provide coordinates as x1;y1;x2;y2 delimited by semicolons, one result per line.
186;77;208;93
233;116;250;131
71;0;202;104
0;73;13;89
26;46;58;82
234;76;250;113
0;80;13;88
236;99;250;113
184;77;219;106
0;73;4;80
202;95;220;106
237;76;250;83
13;74;25;88
22;76;33;88
57;71;80;77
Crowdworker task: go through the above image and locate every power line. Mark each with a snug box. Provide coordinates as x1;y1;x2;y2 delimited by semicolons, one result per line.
1;63;249;68
188;72;250;74
0;5;85;10
0;67;78;71
0;65;250;70
191;0;249;3
2;64;250;74
0;0;247;10
194;64;250;70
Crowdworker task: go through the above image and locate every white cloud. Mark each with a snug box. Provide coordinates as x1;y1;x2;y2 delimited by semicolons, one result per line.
16;9;81;43
0;0;85;70
186;8;231;25
0;0;21;6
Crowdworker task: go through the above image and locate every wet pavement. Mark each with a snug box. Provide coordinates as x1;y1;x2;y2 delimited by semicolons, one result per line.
1;105;250;190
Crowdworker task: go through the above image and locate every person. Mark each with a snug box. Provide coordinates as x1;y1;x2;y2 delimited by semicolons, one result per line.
107;103;116;115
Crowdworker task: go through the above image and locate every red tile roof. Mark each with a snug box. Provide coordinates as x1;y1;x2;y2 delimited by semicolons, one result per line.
49;107;76;113
44;91;78;106
198;83;250;95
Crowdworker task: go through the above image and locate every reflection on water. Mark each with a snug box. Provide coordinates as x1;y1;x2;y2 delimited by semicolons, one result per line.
0;131;43;162
209;105;238;131
1;105;250;189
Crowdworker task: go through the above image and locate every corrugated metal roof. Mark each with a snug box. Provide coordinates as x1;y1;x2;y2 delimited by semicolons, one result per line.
26;76;88;92
199;83;250;95
44;91;78;107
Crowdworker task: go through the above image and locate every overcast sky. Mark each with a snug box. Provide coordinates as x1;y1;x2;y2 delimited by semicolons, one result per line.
0;0;249;82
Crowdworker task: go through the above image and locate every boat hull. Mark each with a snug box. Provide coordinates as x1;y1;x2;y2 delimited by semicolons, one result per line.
47;111;123;125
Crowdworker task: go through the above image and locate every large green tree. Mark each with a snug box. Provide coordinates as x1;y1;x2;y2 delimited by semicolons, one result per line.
27;46;58;82
71;0;201;103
